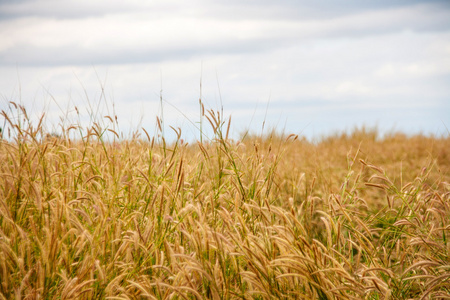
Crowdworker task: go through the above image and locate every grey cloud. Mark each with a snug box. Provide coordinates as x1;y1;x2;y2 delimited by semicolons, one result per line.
202;0;450;21
0;37;286;66
1;0;449;21
0;0;171;20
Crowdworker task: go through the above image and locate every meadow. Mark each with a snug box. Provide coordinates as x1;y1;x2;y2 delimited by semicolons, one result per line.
0;102;449;299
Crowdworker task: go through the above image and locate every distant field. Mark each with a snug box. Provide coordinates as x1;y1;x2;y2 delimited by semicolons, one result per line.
1;103;449;299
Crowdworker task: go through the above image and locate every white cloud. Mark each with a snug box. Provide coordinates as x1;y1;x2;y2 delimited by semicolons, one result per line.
0;0;449;139
1;2;449;66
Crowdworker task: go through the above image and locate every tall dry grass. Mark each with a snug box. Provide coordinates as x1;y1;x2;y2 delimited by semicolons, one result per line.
0;103;449;299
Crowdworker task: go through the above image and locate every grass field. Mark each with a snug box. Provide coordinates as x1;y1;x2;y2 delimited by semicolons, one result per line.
0;103;449;299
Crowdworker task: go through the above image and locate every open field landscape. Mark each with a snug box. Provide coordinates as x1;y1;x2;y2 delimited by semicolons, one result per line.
0;103;449;299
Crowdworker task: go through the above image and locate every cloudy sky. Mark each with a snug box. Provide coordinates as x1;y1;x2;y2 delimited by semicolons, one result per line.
0;0;449;141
